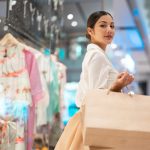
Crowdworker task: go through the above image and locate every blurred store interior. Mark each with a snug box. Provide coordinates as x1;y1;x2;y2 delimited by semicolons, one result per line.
0;0;150;149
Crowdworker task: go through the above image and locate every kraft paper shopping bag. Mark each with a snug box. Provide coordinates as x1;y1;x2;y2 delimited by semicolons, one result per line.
83;89;150;150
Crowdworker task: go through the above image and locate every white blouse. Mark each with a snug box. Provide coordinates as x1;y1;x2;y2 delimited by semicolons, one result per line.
76;43;118;107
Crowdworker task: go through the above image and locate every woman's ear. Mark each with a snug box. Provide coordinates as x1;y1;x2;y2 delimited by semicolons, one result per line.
87;27;93;37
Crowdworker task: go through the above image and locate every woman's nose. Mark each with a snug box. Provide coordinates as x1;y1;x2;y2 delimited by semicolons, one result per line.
106;26;114;33
107;25;113;30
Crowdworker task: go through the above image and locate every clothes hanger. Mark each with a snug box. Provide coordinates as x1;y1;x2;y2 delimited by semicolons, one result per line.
50;54;58;62
0;33;20;47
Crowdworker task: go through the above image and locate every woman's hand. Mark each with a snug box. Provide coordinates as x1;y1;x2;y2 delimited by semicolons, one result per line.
110;72;134;92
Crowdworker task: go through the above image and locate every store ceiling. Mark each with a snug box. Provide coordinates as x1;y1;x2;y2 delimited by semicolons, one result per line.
63;0;106;33
62;0;135;35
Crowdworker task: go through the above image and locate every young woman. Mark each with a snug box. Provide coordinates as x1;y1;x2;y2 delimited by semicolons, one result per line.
55;11;134;150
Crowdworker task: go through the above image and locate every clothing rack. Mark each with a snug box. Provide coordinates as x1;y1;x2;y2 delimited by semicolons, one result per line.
5;0;49;48
5;20;46;48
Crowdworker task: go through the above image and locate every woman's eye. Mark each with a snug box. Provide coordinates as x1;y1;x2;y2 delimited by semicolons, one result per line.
100;25;107;28
110;25;115;29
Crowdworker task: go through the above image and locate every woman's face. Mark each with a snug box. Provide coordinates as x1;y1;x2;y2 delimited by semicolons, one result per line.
88;15;115;49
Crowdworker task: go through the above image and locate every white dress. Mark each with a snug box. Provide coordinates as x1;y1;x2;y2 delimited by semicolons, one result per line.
76;43;118;107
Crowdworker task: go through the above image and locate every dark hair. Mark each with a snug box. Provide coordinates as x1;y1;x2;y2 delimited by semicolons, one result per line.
86;11;113;40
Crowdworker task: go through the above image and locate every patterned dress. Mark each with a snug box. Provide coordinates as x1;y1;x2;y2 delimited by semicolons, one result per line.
0;45;32;150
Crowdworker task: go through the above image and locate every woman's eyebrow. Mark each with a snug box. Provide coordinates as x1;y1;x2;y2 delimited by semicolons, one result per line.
98;21;114;24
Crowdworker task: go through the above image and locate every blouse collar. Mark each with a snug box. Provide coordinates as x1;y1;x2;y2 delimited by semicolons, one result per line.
87;43;105;54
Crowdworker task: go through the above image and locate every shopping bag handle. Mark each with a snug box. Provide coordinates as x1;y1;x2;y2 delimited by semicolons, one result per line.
126;86;135;96
107;86;135;97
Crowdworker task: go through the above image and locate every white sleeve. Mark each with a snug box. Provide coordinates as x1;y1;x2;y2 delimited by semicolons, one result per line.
88;53;110;89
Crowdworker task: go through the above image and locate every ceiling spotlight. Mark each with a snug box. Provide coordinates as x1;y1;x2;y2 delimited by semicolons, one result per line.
67;14;74;20
71;21;78;27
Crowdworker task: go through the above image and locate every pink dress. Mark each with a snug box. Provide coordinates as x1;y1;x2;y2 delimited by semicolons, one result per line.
24;49;44;150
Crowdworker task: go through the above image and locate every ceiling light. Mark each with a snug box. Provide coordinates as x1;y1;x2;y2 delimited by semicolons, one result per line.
71;21;78;27
67;14;74;20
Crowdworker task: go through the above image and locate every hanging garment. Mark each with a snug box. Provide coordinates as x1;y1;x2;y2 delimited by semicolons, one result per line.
0;45;32;104
0;119;17;150
29;49;50;126
36;54;50;126
24;49;44;150
47;59;60;124
0;33;44;150
0;44;32;150
56;62;67;125
17;44;50;127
